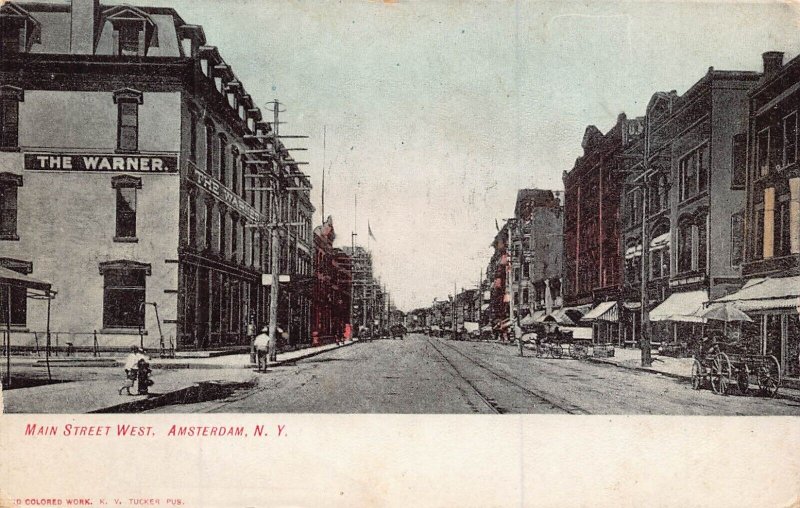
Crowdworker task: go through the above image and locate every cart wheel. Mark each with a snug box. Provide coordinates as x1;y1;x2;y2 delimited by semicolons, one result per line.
757;355;781;398
736;364;750;395
691;359;704;390
710;352;732;395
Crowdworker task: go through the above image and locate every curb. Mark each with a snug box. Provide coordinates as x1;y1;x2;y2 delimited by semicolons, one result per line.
585;357;800;404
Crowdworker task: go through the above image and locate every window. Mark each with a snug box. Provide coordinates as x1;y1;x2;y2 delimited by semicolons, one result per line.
697;215;707;272
649;225;670;279
627;189;641;226
775;198;790;257
188;108;198;162
112;21;145;56
231;147;240;195
522;288;529;305
678;220;693;273
204;200;213;250
730;211;744;266
1;22;22;54
218;209;226;255
100;261;150;329
0;259;31;327
218;134;227;185
522;262;530;279
784;112;797;167
113;89;142;152
0;173;21;240
186;191;197;247
731;133;747;188
754;207;765;260
0;86;23;149
757;128;770;177
679;144;708;201
112;176;140;241
205;121;215;174
231;215;239;261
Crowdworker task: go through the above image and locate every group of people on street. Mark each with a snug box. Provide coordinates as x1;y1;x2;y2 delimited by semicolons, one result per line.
118;346;153;396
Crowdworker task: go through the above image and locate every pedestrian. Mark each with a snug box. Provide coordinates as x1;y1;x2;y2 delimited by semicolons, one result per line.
253;326;269;372
119;346;141;395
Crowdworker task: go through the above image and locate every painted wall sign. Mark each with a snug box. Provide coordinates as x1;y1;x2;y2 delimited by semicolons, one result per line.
188;161;264;223
24;153;179;173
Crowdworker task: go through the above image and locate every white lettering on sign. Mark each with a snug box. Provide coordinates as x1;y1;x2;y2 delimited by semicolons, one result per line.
25;153;178;173
189;162;263;224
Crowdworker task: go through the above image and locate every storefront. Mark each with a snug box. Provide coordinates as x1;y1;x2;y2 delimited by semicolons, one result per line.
714;276;800;377
582;301;619;344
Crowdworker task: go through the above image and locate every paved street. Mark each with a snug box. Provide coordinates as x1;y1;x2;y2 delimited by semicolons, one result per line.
146;334;800;415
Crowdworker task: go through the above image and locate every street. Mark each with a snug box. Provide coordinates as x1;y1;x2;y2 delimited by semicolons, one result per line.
146;334;800;415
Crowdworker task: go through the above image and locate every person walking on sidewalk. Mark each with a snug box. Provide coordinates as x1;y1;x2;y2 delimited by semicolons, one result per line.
254;326;270;372
119;346;144;395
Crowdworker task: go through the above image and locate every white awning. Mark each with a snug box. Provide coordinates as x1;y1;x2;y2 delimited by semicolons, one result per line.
650;232;670;249
649;290;708;323
624;244;643;259
715;276;800;303
480;303;490;311
582;301;618;322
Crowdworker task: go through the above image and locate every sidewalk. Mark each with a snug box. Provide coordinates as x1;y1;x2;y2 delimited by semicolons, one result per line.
7;339;356;370
1;340;356;413
586;347;800;403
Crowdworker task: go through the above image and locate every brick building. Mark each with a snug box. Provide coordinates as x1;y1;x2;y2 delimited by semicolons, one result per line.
311;216;351;345
0;0;313;351
563;114;643;343
716;51;800;377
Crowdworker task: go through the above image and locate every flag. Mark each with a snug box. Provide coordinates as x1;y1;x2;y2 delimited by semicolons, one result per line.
368;221;377;241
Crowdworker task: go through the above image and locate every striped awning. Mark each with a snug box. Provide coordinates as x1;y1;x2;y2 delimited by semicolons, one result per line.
582;301;618;322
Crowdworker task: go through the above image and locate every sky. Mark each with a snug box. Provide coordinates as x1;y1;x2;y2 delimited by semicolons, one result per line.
128;0;800;310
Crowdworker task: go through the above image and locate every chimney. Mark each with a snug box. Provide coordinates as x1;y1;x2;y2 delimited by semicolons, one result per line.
762;51;784;78
70;0;100;55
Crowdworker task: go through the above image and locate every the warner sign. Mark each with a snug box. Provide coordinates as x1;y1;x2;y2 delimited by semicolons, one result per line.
24;153;179;173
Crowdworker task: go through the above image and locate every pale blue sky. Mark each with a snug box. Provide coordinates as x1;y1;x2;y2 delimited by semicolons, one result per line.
123;0;799;310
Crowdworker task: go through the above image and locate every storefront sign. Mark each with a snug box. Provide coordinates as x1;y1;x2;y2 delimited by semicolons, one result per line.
24;153;178;173
188;162;263;223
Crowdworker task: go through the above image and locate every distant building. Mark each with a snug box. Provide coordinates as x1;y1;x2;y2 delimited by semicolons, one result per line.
311;217;351;345
563;114;643;343
342;245;376;332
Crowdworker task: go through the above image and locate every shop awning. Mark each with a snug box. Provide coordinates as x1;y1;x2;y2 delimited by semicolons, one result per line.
623;301;641;310
649;290;708;323
520;314;536;326
0;266;52;292
650;232;670;249
532;309;547;322
714;276;800;312
582;301;618;322
624;244;643;259
480;303;490;311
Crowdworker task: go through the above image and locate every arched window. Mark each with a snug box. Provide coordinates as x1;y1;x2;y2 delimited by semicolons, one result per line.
649;222;670;279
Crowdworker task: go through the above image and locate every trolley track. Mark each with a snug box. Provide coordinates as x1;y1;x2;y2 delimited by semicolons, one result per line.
426;337;588;414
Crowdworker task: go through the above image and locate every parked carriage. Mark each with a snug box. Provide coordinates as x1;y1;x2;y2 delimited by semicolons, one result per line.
691;351;781;397
532;330;591;360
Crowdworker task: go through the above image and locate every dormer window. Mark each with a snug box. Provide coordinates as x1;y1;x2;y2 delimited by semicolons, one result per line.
116;22;142;56
0;3;41;54
103;5;158;57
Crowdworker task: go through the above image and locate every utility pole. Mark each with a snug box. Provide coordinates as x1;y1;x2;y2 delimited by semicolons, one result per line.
638;112;654;368
246;99;309;364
